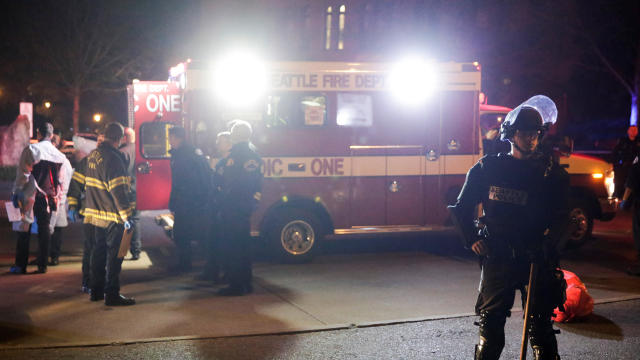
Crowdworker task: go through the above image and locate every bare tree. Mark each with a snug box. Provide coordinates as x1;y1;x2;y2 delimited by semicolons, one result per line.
12;0;152;133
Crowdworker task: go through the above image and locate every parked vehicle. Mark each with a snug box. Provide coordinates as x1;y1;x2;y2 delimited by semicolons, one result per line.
129;57;616;261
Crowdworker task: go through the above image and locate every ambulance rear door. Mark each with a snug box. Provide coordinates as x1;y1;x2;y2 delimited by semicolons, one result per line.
128;81;182;210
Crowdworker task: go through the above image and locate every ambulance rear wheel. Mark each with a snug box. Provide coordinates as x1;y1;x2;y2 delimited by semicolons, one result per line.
562;199;593;250
268;209;325;263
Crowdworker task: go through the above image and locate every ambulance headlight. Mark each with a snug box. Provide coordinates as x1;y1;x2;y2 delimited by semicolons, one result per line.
214;50;267;106
389;57;438;105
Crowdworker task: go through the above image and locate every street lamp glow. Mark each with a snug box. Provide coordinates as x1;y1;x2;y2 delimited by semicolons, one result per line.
93;113;102;122
44;101;51;109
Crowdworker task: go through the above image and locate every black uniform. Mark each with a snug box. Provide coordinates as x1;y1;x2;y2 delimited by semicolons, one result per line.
217;142;263;294
612;136;640;198
168;143;211;272
67;156;94;289
625;162;640;261
449;153;569;360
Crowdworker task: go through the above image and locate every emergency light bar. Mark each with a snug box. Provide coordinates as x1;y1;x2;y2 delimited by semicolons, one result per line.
388;57;438;105
213;50;267;107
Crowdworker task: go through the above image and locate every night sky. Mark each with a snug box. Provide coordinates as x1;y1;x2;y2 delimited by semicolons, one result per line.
0;0;637;149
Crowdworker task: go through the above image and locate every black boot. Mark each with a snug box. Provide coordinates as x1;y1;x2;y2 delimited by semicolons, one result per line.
90;291;105;301
474;338;503;360
105;294;136;306
532;346;561;360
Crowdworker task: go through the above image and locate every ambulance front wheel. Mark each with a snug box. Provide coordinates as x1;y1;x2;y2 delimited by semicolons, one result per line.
268;209;326;263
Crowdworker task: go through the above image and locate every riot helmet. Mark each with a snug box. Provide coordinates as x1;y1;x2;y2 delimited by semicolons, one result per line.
500;95;557;141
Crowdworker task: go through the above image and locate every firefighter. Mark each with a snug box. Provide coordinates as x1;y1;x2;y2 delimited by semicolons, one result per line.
67;132;104;293
168;126;212;273
10;122;71;274
83;122;135;306
119;127;141;260
449;96;569;360
217;121;263;296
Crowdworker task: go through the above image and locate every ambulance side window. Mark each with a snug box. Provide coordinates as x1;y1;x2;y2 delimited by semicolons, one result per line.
336;93;372;127
140;122;171;159
265;94;327;127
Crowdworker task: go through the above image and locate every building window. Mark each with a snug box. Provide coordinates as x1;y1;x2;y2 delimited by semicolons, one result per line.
325;6;333;50
325;4;346;51
338;5;346;50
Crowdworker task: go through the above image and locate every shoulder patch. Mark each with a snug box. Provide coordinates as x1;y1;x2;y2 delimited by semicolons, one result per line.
226;158;235;167
244;159;259;172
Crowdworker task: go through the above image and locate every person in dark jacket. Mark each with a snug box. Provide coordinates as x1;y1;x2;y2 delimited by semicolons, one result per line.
612;126;640;198
621;160;640;276
198;131;233;282
216;120;263;296
449;97;568;360
168;126;211;273
119;127;141;260
83;122;135;306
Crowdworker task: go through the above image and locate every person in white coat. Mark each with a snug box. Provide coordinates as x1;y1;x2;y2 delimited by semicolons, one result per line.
46;131;73;265
10;122;72;274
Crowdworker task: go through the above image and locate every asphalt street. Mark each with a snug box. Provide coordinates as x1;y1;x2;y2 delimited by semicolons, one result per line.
0;300;638;360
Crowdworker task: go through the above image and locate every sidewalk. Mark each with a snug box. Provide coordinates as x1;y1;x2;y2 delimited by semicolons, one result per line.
1;199;640;350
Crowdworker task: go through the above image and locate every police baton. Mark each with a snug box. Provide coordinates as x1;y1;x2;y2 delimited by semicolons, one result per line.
520;261;539;360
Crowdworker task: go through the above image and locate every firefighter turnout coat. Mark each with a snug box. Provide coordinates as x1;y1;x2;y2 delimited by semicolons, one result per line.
72;142;134;228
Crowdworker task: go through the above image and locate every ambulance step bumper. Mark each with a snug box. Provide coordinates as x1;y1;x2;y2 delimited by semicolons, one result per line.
333;225;453;236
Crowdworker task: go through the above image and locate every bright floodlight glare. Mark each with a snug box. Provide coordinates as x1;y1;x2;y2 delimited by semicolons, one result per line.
389;57;438;104
214;51;267;106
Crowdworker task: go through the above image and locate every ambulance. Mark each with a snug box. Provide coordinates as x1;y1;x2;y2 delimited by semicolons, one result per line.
128;55;616;261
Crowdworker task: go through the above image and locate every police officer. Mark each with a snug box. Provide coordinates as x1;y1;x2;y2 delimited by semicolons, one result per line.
83;122;135;306
449;96;569;360
612;126;640;198
198;131;233;282
621;160;640;276
216;121;263;296
168;126;211;273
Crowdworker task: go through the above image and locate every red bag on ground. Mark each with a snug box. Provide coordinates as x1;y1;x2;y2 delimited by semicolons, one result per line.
553;269;594;322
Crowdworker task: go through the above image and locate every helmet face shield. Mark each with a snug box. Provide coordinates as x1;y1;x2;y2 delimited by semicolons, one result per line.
500;95;557;141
